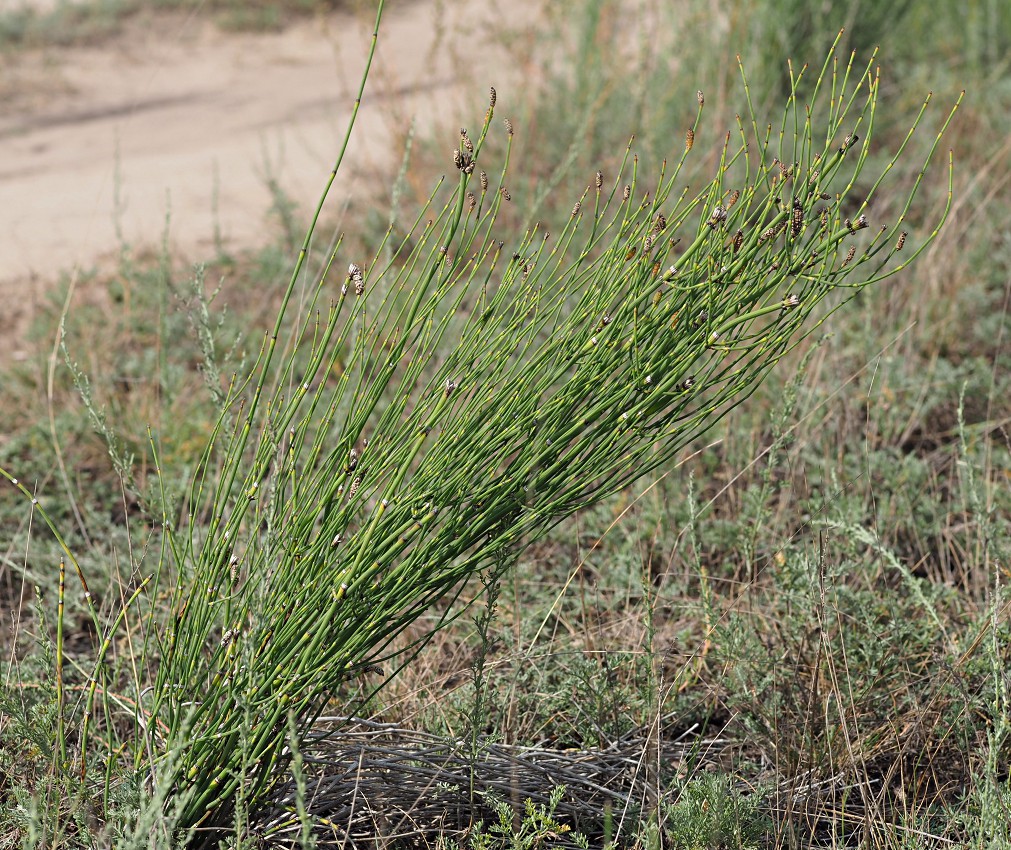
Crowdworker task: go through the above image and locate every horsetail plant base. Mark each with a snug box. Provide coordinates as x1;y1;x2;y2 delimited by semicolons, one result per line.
0;5;961;843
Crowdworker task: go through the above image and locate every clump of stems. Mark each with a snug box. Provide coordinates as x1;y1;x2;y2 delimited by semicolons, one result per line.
0;16;959;839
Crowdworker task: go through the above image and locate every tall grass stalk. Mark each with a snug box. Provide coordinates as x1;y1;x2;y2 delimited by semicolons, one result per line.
0;19;959;839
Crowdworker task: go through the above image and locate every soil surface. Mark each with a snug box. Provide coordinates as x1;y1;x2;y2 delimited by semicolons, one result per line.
0;0;541;357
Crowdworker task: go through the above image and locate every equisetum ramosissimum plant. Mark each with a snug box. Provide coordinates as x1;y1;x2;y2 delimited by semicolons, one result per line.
0;9;960;838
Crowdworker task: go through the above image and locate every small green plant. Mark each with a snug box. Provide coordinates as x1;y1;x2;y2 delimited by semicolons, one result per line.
463;785;589;850
660;774;769;850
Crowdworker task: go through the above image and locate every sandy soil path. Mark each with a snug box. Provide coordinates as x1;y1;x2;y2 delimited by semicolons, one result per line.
0;0;540;352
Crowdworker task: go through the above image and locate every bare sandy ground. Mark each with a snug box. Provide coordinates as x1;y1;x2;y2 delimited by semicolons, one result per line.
0;0;541;354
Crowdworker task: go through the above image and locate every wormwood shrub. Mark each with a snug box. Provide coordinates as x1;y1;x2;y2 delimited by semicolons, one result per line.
0;7;959;842
662;774;768;850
